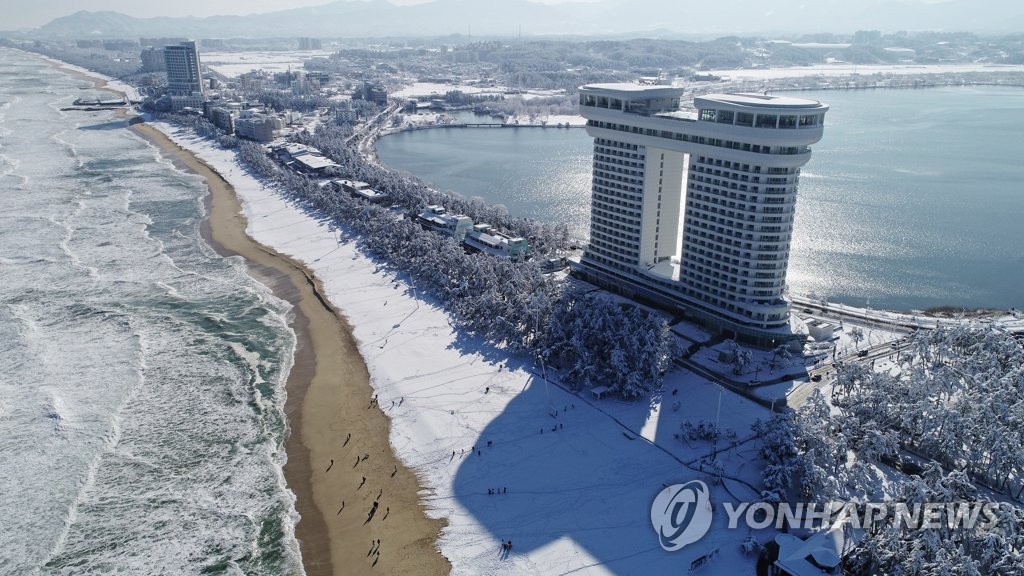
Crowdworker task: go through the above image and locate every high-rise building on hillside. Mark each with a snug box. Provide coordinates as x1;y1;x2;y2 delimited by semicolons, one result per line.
576;84;828;345
163;41;204;96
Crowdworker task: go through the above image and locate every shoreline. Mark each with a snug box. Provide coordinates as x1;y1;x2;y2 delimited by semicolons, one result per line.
35;53;449;575
128;121;450;576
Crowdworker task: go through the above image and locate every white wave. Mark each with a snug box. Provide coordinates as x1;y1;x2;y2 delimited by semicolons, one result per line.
0;49;303;575
0;152;18;177
42;389;68;433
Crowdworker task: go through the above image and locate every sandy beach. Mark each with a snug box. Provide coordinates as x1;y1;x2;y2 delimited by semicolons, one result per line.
39;54;449;575
127;121;450;575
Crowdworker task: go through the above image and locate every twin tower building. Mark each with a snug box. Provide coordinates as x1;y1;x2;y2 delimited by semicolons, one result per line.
576;84;829;346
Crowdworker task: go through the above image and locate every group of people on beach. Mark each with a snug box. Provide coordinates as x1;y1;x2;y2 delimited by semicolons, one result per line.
328;425;394;563
368;538;383;565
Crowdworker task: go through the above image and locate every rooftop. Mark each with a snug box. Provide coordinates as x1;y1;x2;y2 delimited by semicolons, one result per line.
292;154;338;171
579;83;684;100
696;92;827;109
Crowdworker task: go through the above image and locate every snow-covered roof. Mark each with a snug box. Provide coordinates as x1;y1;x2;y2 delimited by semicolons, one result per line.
775;517;862;576
335;179;371;190
292;154;338;171
579;83;685;101
696;92;826;110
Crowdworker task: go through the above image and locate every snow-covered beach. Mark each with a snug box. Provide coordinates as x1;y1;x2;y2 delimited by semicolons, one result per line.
151;123;783;574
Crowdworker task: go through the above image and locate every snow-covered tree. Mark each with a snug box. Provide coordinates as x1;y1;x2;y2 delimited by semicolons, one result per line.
848;325;865;350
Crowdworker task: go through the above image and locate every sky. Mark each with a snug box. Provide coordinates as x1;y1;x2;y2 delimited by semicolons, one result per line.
5;0;582;30
7;0;1009;33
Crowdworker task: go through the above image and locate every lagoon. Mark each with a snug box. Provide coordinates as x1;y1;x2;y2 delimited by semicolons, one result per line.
376;87;1024;311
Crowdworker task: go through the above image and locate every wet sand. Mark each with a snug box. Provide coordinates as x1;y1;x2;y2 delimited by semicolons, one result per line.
39;53;449;576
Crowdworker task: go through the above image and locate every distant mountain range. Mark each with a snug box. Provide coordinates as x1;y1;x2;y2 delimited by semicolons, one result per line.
10;0;1024;39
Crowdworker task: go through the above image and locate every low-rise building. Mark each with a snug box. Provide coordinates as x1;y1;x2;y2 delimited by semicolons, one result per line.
235;110;281;142
772;516;861;576
463;224;530;259
360;81;389;105
416;205;473;239
335;179;389;203
207;106;236;134
806;319;841;342
169;94;206;112
269;142;338;174
291;152;338;174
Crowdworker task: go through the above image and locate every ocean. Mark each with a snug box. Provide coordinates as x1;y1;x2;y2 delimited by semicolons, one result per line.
376;87;1024;311
0;49;302;574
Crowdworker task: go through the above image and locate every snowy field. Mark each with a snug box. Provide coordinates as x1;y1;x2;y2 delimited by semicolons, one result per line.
393;111;585;130
202;50;334;78
151;123;776;575
700;62;1024;81
391;82;566;101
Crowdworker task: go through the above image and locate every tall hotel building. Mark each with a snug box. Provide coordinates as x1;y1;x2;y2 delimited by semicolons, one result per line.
576;84;828;345
163;41;205;96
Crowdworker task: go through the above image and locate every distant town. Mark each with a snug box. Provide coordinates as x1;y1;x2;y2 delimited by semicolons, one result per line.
7;31;1024;138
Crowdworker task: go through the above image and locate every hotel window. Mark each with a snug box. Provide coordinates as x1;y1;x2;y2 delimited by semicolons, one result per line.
699;109;717;122
735;112;753;127
756;114;777;128
779;115;797;128
716;110;734;124
799;114;819;127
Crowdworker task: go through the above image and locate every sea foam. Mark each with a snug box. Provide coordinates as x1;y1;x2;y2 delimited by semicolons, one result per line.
0;48;303;575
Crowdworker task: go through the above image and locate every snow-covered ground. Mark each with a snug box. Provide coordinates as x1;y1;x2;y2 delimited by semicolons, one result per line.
507;113;586;127
150;123;773;575
391;82;566;101
699;62;1024;82
394;111;585;129
202;50;335;78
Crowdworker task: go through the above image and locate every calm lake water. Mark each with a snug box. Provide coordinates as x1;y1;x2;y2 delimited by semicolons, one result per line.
376;87;1024;311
